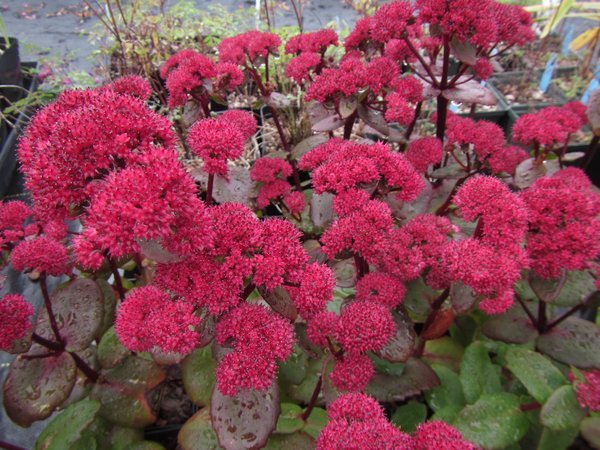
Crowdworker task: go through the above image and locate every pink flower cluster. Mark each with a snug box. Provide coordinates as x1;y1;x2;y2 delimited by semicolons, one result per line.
115;286;200;354
447;176;529;314
215;304;294;395
512;102;588;149
11;236;69;276
218;31;281;66
160;49;243;108
299;138;423;201
572;369;600;412
317;393;475;449
0;201;32;248
521;168;600;279
18;83;176;220
251;157;304;213
188;110;256;177
0;294;34;351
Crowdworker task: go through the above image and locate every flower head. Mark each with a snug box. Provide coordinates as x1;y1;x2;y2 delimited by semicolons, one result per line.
219;31;281;65
0;294;34;351
285;29;338;54
217;109;257;140
288;262;335;318
104;75;152;101
414;420;476;450
572;369;600;412
11;236;69;276
115;286;200;354
356;272;406;308
0;201;32;247
188;118;245;176
286;52;321;84
406;137;443;172
330;353;375;392
336;301;395;354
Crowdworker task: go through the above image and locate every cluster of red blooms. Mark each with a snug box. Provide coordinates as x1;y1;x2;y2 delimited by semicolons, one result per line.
187;110;256;177
218;30;281;66
512;102;588;149
0;201;32;248
0;294;34;351
160;49;243;108
445;114;528;175
316;393;475;449
521;168;600;279
250;157;304;213
572;369;600;412
285;29;337;84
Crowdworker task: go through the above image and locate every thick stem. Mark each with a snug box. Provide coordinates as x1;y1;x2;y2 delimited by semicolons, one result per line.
403;37;439;87
404;102;422;141
32;333;63;351
343;110;357;140
40;274;63;345
108;258;126;301
70;352;100;383
435;38;451;142
583;135;599;171
546;293;597;331
414;288;450;357
520;402;541;412
300;375;322;421
537;301;547;333
206;173;214;206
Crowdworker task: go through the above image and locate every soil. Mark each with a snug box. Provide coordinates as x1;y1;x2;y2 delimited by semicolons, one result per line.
495;79;558;107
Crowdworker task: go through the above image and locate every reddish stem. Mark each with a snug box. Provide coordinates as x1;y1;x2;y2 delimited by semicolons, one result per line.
0;440;27;450
108;257;126;301
301;375;322;421
40;274;63;345
206;173;214;206
520;402;541;412
414;288;450;357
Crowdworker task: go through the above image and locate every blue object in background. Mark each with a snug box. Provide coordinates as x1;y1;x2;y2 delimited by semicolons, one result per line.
539;54;557;92
562;26;574;55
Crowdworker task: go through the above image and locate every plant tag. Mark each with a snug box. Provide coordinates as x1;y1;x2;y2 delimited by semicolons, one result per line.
562;26;574;55
539;54;557;93
449;103;459;112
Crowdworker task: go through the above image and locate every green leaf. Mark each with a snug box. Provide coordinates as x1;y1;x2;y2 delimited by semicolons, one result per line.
286;359;322;404
36;278;104;352
97;326;130;369
481;307;538;344
505;348;567;403
128;442;167;450
580;417;600;449
537;427;578;450
423;337;464;372
303;407;328;439
3;352;77;427
540;0;575;38
425;365;466;412
431;404;463;423
390;401;427;433
403;279;438;321
291;134;328;160
178;408;220;450
459;342;502;404
536;317;600;368
108;426;144;450
367;358;440;402
530;271;596;306
540;385;585;431
103;355;165;394
275;403;304;434
279;345;309;386
181;346;216;407
454;393;529;449
91;383;156;428
211;382;280;450
264;432;315;449
35;399;101;450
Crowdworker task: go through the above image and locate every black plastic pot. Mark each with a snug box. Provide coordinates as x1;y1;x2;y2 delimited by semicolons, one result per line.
0;38;23;108
0;62;39;199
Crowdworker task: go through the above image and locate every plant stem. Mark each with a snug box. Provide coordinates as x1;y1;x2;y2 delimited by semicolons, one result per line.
414;288;450;357
404;101;422;141
583;135;598;171
546;293;597;331
343;110;357;140
108;258;126;301
520;402;541;412
403;37;439;87
514;293;537;327
537;301;547;333
40;274;63;345
435;37;451;142
300;375;322;421
206;173;214;206
31;333;63;351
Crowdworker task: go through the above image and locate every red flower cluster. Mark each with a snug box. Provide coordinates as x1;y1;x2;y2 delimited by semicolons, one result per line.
573;369;600;412
512;102;588;149
0;294;34;351
286;52;322;84
115;286;200;354
286;29;338;55
215;304;294;395
406;137;443;172
74;149;213;269
299;139;423;201
11;236;69;276
0;201;32;248
18;85;176;220
305;58;367;103
447;176;529;314
161;49;243;108
103;75;152;101
218;31;281;66
521;168;600;279
251;157;294;209
188;112;255;177
414;420;477;450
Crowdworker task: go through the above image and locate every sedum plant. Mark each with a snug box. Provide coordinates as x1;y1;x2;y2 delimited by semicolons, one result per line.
1;1;600;449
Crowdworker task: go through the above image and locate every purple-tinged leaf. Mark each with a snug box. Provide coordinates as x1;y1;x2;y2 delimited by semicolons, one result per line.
376;308;415;363
442;81;496;106
312;114;344;132
450;37;477;66
367;358;440;402
536;317;600;368
259;286;298;321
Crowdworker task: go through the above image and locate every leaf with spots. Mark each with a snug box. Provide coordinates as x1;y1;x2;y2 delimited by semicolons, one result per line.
211;381;280;450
